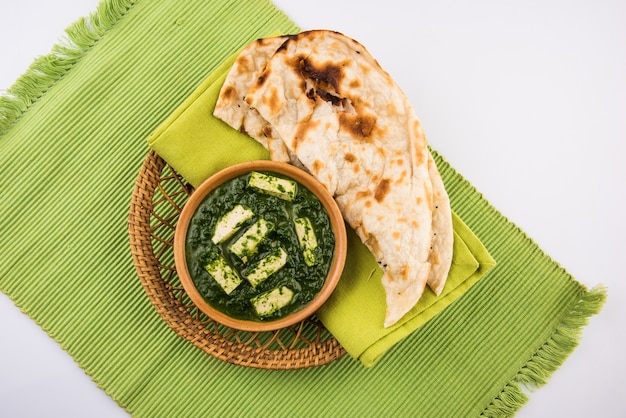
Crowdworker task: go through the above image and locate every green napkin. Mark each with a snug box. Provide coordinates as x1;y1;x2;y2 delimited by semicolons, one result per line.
320;213;495;365
148;46;270;187
148;50;496;366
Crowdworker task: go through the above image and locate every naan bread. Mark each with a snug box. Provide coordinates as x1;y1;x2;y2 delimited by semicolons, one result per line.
215;30;453;327
427;152;453;295
213;36;293;163
244;30;434;327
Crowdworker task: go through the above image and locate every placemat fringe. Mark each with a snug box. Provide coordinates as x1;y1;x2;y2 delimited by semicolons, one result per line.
481;285;607;417
0;0;136;135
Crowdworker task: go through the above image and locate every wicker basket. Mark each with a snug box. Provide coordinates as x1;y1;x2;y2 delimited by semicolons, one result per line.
128;151;346;369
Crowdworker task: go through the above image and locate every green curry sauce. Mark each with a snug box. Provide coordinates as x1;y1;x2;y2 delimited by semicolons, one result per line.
185;171;335;322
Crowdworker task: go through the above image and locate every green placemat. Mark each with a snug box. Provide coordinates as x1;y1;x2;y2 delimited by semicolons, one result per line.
0;1;605;417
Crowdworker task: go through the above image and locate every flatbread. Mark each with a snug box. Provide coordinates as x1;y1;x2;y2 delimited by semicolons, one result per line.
213;36;293;163
244;30;435;327
215;30;454;327
427;152;453;295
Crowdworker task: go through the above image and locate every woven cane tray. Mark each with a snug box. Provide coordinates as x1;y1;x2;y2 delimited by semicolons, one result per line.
128;151;346;369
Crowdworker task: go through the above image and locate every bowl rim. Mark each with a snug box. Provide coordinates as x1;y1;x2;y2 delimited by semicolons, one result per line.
173;160;347;332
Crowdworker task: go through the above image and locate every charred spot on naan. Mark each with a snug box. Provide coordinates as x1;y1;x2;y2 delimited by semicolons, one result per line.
344;153;362;173
274;33;298;53
394;170;408;186
413;145;427;167
374;178;391;202
249;69;269;93
338;113;377;141
293;118;321;152
399;265;411;281
234;53;253;74
412;118;428;143
219;85;238;104
311;159;325;174
259;86;282;115
261;124;273;138
386;102;399;116
355;189;371;200
299;57;347;92
256;36;283;48
424;180;434;211
349;79;362;89
296;56;347;108
429;249;440;264
344;152;357;163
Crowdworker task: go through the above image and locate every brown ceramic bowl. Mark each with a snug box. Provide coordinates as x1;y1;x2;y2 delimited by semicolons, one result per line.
174;160;347;332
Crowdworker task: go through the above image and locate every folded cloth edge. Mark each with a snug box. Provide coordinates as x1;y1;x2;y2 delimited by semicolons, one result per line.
357;212;496;366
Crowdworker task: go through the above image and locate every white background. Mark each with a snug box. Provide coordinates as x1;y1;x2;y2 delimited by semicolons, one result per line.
1;1;624;417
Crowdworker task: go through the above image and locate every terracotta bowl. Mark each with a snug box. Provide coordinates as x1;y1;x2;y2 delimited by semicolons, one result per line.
174;160;347;332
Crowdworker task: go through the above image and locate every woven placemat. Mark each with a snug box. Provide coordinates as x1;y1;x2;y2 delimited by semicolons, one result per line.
128;150;346;369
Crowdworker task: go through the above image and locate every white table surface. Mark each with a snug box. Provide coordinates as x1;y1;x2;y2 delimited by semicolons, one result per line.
1;1;624;417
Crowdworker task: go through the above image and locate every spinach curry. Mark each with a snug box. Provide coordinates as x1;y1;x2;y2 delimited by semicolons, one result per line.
185;171;335;322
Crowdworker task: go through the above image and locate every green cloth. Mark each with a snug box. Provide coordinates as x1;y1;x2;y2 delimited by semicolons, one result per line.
147;47;270;188
320;215;494;366
0;1;605;417
147;50;495;366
